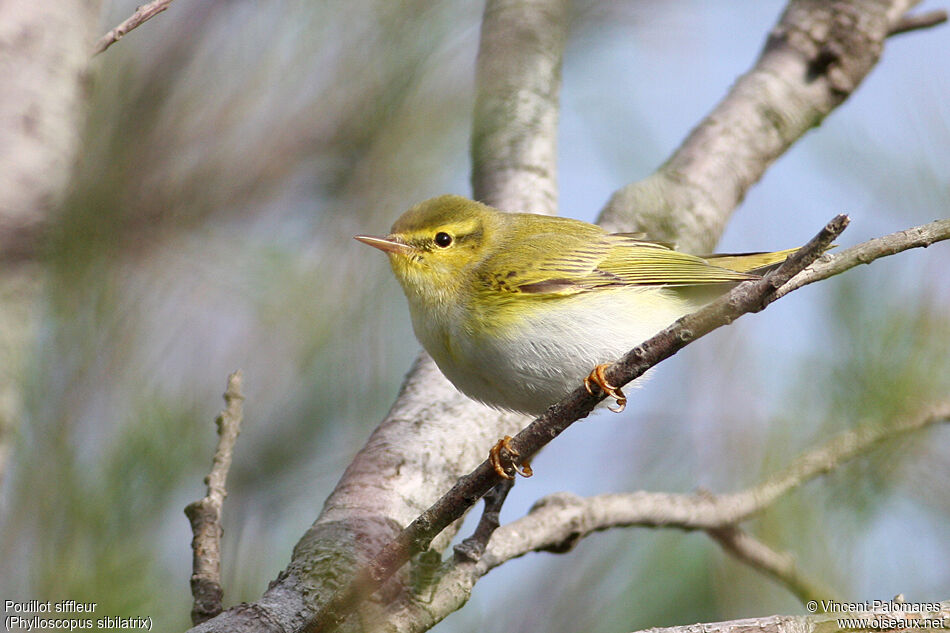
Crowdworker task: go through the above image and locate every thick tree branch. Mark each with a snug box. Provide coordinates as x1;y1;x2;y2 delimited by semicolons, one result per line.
598;0;937;249
471;0;568;215
92;0;175;56
185;371;245;624
0;0;99;260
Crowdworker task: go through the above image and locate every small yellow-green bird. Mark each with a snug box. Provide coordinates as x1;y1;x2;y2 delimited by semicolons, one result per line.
356;195;793;417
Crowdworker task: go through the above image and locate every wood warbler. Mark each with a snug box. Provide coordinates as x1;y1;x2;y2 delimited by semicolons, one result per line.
356;195;793;417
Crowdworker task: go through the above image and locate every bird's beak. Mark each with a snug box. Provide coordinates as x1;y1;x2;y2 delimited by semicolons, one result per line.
354;234;412;255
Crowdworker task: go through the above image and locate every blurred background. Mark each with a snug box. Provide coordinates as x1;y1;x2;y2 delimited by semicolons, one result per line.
1;1;948;631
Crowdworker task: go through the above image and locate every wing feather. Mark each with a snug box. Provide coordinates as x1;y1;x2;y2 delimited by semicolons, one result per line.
595;235;757;286
475;229;759;298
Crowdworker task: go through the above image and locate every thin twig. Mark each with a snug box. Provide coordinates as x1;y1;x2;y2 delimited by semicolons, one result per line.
775;218;950;299
748;403;950;510
888;9;948;36
185;371;245;625
627;604;950;633
493;402;950;559
706;526;834;605
589;214;847;411
92;0;176;56
509;401;950;548
453;479;515;563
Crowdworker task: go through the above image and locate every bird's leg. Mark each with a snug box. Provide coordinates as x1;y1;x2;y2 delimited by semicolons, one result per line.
584;363;626;413
488;435;533;480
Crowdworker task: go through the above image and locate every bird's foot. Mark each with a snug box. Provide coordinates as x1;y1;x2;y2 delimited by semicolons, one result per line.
488;435;533;480
584;363;626;413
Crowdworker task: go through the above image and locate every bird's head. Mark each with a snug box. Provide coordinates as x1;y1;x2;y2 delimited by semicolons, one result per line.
355;195;501;307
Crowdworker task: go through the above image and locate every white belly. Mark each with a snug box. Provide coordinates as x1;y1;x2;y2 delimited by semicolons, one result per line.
412;286;694;415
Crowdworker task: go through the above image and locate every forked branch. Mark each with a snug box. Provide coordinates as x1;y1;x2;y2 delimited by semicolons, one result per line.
184;371;245;625
381;401;950;631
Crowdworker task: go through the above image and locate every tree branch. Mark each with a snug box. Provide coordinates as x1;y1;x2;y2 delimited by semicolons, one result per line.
0;0;98;257
888;9;948;36
471;0;568;215
452;479;516;563
381;401;949;631
622;603;950;633
705;525;834;605
775;218;950;299
598;0;934;249
184;371;245;625
92;0;176;56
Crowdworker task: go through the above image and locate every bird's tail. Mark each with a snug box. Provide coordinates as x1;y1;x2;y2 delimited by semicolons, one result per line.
702;246;821;275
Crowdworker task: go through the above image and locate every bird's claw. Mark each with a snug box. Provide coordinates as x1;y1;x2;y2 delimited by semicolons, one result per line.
489;436;533;480
584;363;626;413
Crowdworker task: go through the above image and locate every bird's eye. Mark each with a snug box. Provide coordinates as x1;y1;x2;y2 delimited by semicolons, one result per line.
434;232;453;248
